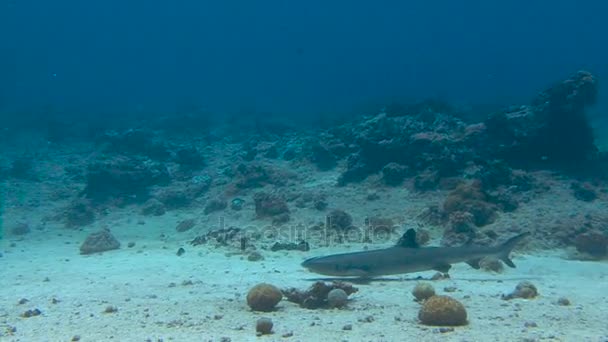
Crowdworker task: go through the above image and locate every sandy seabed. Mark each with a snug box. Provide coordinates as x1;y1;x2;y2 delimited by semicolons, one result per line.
1;225;608;342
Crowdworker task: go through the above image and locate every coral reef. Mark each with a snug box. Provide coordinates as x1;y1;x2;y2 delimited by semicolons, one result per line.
246;283;283;312
418;295;468;326
83;157;170;204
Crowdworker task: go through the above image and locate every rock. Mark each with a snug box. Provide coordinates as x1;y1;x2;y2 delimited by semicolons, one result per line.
80;229;120;255
381;162;409;186
141;198;166;216
10;222;30;236
327;288;348;308
556;297;571;306
204;199;227;214
256;317;273;335
574;231;608;257
247;283;283;312
571;182;597;202
418;295;468;326
247;251;264;261
176;219;196;233
62;199;96;228
83;157;170;204
326;209;353;231
412;282;435;302
479;257;504;273
253;192;289;218
174;147;205;170
270;241;310;252
502;281;538;300
310;143;336;171
230;198;245;211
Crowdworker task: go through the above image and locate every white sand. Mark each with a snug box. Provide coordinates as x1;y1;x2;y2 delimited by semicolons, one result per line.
2;227;608;342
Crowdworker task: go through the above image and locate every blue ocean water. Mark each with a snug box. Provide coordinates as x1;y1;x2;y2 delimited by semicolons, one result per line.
1;1;607;123
2;1;608;341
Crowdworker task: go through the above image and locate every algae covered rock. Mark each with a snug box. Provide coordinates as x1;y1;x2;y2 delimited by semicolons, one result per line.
327;288;348;308
418;295;467;326
80;229;120;255
412;282;435;302
247;283;283;312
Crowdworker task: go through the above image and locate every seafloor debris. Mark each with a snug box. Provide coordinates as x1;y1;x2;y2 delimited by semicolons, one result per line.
282;281;358;309
502;281;539;300
418;295;468;326
270;241;310;252
247;283;283;312
190;227;244;247
80;228;121;255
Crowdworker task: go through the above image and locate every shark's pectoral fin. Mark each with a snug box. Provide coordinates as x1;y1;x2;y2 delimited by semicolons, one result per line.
432;263;451;273
501;256;516;268
466;258;482;269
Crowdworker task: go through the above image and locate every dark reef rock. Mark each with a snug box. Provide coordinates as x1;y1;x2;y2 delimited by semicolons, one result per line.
282;281;358;309
153;179;211;210
270;240;310;252
254;192;289;218
443;181;498;227
174;146;205;170
487;71;599;171
141;198;166;216
80;229;120;255
204;198;228;214
574;231;608;257
310;142;336;171
97;129;170;160
326;209;353;231
175;218;196;232
83;157;170;204
9;156;39;181
62;199;96;228
381;162;409;186
10;222;31;235
234;163;292;189
570;182;598;202
190;227;245;248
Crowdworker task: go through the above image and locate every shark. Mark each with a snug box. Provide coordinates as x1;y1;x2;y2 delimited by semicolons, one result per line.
301;229;530;278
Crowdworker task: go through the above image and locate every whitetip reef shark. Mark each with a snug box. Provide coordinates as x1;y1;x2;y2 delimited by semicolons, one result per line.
301;229;530;278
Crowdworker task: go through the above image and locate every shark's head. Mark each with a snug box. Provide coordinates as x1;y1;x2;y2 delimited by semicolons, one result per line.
301;255;371;277
301;256;334;274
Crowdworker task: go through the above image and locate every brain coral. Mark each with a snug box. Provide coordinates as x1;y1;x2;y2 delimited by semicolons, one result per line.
418;295;468;326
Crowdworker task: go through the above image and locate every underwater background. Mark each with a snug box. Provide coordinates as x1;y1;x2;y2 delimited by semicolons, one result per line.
2;1;608;341
1;1;608;132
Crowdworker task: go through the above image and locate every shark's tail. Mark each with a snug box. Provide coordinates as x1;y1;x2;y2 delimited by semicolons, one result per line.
498;232;531;268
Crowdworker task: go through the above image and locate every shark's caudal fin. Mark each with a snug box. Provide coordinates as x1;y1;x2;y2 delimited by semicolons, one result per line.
498;232;531;268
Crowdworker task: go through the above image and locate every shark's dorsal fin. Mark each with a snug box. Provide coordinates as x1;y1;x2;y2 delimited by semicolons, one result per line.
396;229;419;248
